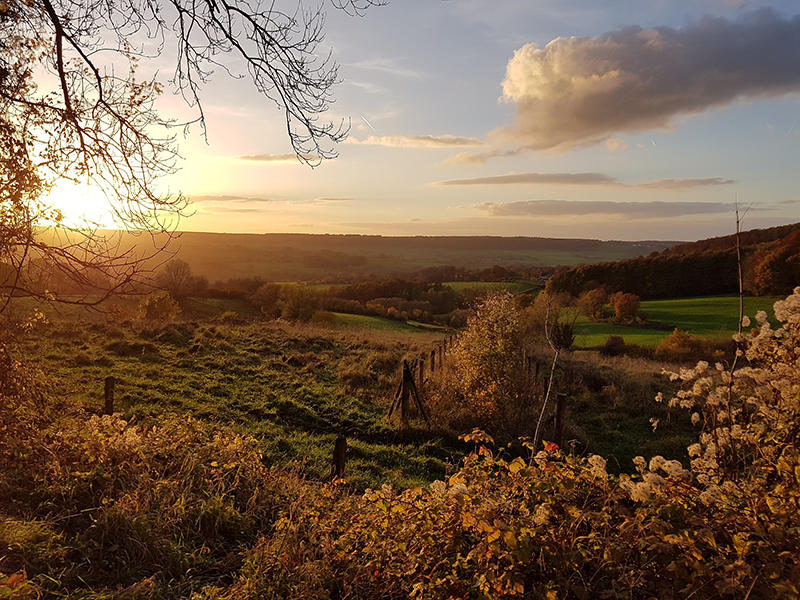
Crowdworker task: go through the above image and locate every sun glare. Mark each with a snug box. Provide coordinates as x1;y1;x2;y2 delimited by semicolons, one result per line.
43;182;117;229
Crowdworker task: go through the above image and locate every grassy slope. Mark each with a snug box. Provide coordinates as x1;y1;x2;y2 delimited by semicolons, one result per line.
17;316;455;491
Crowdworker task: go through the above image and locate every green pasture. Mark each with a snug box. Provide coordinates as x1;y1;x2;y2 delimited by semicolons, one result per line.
443;280;537;294
573;319;670;348
640;295;779;339
15;316;453;491
574;295;781;348
334;312;422;333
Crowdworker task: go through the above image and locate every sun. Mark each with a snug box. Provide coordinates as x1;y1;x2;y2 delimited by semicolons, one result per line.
43;181;118;229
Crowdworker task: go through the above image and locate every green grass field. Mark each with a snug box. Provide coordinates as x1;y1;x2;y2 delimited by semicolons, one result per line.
574;295;780;348
573;319;670;348
443;280;538;294
334;312;422;333
15;316;454;491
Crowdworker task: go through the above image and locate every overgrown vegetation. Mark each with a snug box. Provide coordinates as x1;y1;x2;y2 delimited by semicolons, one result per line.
200;289;800;599
3;285;799;598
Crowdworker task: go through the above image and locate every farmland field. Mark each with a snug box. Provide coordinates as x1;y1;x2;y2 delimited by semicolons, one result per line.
574;294;780;347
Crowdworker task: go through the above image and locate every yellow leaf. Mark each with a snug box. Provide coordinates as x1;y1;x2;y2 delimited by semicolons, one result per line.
508;457;526;473
503;530;518;549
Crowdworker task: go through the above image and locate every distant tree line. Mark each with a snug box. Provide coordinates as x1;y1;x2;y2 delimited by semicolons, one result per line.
154;259;547;326
546;250;741;299
547;228;800;299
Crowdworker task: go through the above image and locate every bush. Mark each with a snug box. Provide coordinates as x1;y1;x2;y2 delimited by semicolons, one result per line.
654;328;706;362
600;334;626;356
137;291;181;322
609;291;640;323
446;292;525;420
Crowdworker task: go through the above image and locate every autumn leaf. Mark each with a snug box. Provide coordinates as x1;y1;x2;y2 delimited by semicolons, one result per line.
0;570;27;590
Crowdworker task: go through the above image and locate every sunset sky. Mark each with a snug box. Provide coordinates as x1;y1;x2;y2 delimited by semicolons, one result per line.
106;0;800;241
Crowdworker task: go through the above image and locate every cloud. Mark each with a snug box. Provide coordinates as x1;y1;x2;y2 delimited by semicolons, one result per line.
606;138;628;152
439;147;527;165
778;199;800;205
474;200;735;219
313;197;353;203
236;153;319;163
434;172;736;190
637;178;736;190
189;194;279;204
495;9;800;150
436;172;618;186
346;135;486;148
347;58;423;79
187;194;351;211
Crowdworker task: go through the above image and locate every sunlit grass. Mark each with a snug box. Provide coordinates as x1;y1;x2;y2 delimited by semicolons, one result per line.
574;294;780;348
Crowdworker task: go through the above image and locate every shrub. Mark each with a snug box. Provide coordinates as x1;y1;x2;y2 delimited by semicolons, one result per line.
609;291;640;323
600;334;626;356
446;291;524;419
654;328;705;362
137;291;181;322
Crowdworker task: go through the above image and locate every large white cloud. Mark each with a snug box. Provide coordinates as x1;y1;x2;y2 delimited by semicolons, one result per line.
495;9;800;150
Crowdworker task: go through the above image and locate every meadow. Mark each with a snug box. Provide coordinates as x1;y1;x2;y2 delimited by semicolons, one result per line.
574;294;779;348
6;294;695;483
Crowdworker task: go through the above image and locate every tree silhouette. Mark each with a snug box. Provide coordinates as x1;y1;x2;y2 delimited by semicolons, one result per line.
0;0;384;315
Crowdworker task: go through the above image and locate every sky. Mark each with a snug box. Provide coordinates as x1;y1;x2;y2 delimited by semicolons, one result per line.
58;0;800;241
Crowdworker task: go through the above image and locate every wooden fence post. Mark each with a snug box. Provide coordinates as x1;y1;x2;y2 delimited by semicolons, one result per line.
400;360;411;425
103;376;116;416
332;435;347;480
418;358;425;391
430;349;436;373
387;360;431;427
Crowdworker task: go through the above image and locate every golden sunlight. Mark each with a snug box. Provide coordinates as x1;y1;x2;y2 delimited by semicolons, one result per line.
43;181;115;229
